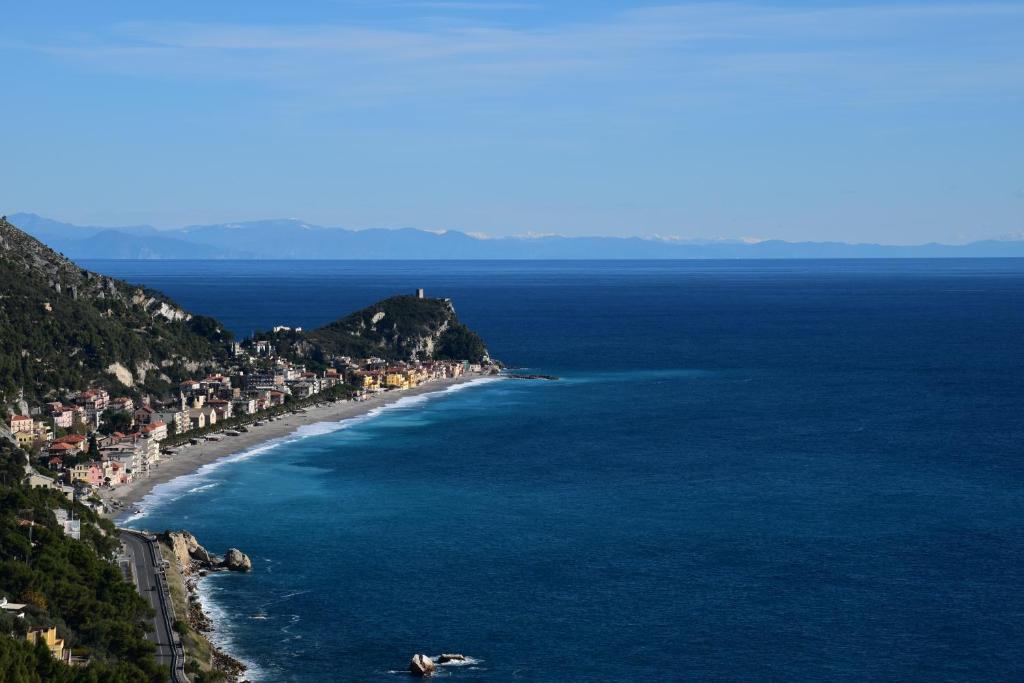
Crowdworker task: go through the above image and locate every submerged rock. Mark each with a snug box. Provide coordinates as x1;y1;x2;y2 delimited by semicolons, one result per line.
409;654;436;677
222;548;252;572
438;654;466;664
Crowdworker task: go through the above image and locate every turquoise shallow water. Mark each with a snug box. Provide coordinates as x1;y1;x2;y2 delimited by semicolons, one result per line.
94;259;1024;681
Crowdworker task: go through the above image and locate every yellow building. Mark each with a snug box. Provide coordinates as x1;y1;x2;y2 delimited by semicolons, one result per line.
385;372;409;389
26;626;65;660
360;373;383;390
14;431;36;448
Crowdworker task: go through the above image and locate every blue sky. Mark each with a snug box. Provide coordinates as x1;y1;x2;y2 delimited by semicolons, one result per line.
1;1;1021;244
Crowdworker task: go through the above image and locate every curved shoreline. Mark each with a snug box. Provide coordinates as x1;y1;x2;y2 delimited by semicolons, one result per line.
107;372;498;519
116;372;501;681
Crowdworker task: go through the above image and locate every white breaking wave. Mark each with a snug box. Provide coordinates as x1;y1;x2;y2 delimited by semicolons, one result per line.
123;376;502;523
195;574;266;681
436;655;484;667
120;436;291;525
442;376;503;393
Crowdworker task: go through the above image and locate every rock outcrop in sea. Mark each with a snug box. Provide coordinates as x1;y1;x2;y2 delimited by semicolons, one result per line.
160;530;252;573
409;653;436;677
223;547;253;572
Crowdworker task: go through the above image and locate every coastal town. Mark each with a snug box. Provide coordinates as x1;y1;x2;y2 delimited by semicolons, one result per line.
0;213;499;679
5;341;491;518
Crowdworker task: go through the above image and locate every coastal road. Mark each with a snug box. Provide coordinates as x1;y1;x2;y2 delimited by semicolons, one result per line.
120;529;189;683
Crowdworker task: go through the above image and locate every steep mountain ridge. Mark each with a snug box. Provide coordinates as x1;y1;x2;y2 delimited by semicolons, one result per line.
0;216;229;403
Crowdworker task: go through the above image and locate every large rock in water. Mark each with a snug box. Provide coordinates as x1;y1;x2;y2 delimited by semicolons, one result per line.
409;654;436;677
222;548;252;572
161;530;214;570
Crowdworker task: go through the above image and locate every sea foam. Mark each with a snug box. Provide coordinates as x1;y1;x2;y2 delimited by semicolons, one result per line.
123;375;503;523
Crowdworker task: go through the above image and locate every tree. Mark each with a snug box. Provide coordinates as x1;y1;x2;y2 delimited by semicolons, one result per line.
70;415;89;436
98;411;132;436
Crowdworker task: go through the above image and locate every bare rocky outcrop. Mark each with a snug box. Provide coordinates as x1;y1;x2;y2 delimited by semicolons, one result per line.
161;530;216;572
222;548;252;572
409;654;436;677
106;362;135;387
134;360;160;383
161;530;253;574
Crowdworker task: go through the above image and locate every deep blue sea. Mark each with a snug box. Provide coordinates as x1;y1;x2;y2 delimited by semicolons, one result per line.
84;260;1024;682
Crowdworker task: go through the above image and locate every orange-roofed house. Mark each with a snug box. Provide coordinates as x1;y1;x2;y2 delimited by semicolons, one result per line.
55;434;88;454
140;421;168;442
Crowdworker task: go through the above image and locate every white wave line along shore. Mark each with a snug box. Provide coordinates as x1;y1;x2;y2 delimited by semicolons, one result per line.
112;373;502;522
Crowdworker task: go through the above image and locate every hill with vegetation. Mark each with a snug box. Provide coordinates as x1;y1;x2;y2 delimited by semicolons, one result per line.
308;295;488;362
0;216;231;405
255;295;489;365
0;441;168;682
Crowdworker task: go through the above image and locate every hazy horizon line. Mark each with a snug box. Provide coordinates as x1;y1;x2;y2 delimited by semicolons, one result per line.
9;211;1021;248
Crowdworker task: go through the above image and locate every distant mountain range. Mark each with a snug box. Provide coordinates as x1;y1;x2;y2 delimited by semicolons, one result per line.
6;213;1023;259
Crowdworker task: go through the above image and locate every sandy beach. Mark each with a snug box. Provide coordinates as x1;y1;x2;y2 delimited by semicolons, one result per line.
104;372;494;515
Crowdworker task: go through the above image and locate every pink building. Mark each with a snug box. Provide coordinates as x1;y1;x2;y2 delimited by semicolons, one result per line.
70;462;105;487
51;406;74;429
9;415;33;434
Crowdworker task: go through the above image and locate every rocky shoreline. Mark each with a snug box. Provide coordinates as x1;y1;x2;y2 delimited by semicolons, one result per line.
185;575;249;683
158;531;253;683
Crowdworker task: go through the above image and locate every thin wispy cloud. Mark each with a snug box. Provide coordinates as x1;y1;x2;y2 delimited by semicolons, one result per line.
394;1;537;10
28;2;1024;106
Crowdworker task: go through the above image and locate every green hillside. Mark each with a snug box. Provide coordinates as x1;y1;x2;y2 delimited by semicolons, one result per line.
0;216;230;404
0;441;168;681
256;295;489;364
307;295;487;362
